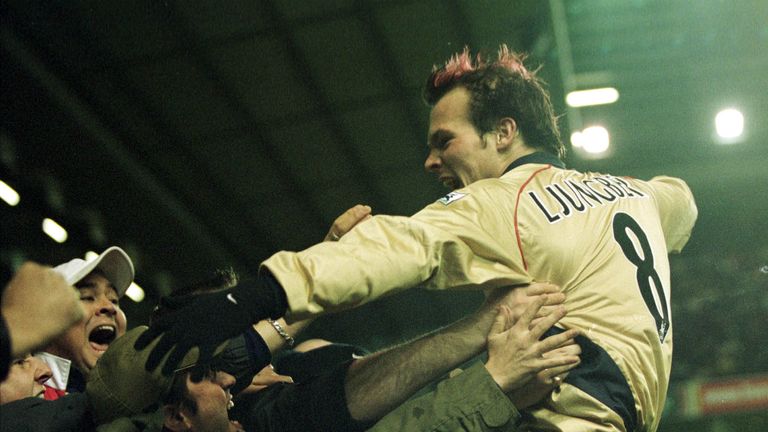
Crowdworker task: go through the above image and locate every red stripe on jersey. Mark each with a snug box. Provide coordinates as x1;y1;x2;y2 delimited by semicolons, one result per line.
514;165;552;271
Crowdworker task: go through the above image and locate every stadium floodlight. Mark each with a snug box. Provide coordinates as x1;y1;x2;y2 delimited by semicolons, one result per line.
42;218;68;243
582;126;610;154
0;180;20;206
715;108;744;142
572;126;610;155
570;131;584;148
566;87;619;108
85;251;99;260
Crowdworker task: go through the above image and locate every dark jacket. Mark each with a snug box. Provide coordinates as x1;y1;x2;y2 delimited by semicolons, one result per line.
0;315;11;381
231;359;372;432
0;393;94;432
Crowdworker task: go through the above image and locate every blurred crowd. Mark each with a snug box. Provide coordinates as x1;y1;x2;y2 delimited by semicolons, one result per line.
669;246;768;382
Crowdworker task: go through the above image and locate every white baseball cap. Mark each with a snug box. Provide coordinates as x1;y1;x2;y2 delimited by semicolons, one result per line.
53;246;135;298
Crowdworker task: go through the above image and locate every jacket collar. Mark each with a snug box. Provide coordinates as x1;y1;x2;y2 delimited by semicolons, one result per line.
37;351;86;393
38;351;72;391
503;152;565;174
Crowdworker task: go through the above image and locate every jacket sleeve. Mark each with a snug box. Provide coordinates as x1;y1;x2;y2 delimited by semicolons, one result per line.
263;190;530;320
0;393;94;432
368;362;522;432
232;360;372;432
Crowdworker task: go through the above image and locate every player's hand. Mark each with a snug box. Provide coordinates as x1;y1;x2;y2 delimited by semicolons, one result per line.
324;204;372;241
484;297;580;394
2;262;84;357
134;282;262;375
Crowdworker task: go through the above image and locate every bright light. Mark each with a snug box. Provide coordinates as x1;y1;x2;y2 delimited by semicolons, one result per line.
85;251;99;260
571;127;610;154
581;126;610;154
0;180;20;206
570;131;584;148
566;87;619;108
125;282;145;303
42;218;68;243
715;108;744;141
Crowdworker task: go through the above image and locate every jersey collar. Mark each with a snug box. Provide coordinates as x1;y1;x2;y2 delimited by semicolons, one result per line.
503;152;565;174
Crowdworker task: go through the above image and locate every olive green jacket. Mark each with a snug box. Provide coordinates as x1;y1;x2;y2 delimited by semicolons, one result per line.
369;361;521;432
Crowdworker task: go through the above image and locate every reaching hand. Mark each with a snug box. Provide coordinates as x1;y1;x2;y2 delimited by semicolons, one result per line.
506;337;582;409
2;262;84;357
483;282;566;327
484;296;580;395
134;281;266;375
239;364;294;395
324;204;372;242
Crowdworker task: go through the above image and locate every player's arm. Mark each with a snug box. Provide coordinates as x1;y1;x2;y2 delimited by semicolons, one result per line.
134;204;375;374
266;188;529;320
254;204;372;351
136;196;527;374
646;176;698;252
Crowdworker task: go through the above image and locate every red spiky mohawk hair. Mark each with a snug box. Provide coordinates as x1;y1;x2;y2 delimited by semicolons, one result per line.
494;44;533;78
425;45;532;103
431;46;478;88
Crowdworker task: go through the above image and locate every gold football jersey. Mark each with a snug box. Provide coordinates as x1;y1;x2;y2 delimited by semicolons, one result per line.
264;153;697;431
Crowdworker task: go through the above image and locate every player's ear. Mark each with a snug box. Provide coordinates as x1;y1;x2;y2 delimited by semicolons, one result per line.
496;117;518;151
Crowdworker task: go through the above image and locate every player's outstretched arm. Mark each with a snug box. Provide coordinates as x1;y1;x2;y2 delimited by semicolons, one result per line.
134;205;371;375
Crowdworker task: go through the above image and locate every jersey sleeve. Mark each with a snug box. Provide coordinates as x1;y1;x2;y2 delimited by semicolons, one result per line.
645;176;698;253
262;188;530;319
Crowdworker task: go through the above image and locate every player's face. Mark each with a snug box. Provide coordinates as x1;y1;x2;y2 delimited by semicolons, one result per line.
45;272;126;373
0;355;52;404
426;86;500;190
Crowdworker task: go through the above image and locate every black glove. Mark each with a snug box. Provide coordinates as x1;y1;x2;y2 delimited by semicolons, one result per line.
135;278;285;376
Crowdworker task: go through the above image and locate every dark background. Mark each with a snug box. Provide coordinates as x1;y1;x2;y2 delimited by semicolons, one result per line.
2;1;766;429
